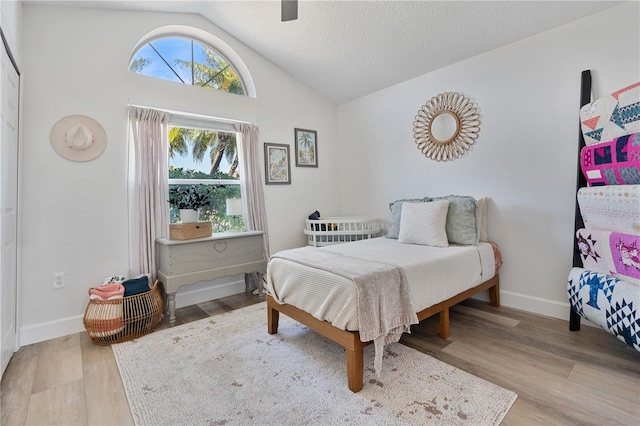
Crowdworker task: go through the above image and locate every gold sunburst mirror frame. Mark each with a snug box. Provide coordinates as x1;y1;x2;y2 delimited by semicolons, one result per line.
413;92;481;162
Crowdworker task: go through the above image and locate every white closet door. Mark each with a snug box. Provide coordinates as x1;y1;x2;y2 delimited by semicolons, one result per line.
1;36;20;378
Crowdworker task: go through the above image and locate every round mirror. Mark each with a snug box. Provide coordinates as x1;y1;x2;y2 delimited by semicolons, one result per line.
429;111;460;144
413;92;480;162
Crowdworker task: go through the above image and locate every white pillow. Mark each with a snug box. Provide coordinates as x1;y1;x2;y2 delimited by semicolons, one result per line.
398;200;450;247
476;197;489;241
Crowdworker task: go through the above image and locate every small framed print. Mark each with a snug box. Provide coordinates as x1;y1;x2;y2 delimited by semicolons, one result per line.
264;143;291;185
294;128;318;167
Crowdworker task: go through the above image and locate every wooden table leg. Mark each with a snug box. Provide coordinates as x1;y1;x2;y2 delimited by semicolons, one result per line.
267;296;280;334
489;276;500;307
439;307;450;339
256;272;265;301
346;346;364;393
167;293;176;326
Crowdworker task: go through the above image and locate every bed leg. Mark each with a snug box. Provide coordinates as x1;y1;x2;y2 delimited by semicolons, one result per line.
346;346;364;393
267;296;280;335
439;308;450;339
489;277;500;307
569;308;581;331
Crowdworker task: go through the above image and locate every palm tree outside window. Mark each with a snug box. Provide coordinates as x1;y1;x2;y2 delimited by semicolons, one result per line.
168;125;244;232
129;36;246;95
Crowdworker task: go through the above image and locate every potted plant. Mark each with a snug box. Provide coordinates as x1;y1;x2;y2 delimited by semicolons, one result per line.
169;184;213;223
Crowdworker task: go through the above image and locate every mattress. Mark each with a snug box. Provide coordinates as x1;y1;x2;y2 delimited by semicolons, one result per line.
577;185;640;235
580;133;640;186
267;237;496;331
568;267;640;351
577;228;640;286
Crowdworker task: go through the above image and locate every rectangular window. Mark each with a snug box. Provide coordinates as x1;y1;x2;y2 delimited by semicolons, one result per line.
168;117;244;233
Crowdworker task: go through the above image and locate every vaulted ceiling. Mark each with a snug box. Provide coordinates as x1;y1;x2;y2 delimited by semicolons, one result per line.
29;1;623;104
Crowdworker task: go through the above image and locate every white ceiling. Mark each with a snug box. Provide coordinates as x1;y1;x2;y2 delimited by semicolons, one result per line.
29;1;624;104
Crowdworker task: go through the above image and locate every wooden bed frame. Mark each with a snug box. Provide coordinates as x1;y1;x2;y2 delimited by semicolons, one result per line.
267;273;500;392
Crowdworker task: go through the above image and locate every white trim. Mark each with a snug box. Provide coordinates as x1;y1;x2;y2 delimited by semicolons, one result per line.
494;290;594;327
20;315;85;346
21;285;597;346
472;289;569;320
175;276;246;309
15;47;24;354
498;290;569;320
169;179;240;186
128;101;255;127
473;290;599;328
169;114;238;133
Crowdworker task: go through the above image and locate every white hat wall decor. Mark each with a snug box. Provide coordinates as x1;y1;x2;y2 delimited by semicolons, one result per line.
50;114;107;161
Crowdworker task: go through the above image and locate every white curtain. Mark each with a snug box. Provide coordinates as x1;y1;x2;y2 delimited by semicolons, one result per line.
128;106;170;279
235;123;270;259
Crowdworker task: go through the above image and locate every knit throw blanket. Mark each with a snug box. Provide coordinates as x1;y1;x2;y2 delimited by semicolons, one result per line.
272;246;418;373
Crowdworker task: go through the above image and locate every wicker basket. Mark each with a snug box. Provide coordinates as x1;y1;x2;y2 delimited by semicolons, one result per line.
83;280;164;345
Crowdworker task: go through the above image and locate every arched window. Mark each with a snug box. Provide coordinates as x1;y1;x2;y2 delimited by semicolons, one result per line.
129;36;246;95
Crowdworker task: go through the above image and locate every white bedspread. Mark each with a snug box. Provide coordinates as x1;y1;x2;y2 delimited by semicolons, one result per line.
267;237;496;331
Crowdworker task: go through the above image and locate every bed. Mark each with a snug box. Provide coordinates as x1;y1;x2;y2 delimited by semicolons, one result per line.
266;202;501;392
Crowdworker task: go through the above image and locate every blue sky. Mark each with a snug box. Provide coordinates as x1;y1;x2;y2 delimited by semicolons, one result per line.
132;37;211;84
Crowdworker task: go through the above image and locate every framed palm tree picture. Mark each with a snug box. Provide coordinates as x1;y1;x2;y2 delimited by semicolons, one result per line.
264;143;291;184
294;128;318;167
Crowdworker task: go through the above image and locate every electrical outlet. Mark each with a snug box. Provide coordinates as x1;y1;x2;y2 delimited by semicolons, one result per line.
53;272;66;289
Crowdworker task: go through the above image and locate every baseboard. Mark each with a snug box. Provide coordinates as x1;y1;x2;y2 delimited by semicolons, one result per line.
489;289;599;328
20;314;86;347
19;277;248;347
19;283;594;347
174;277;246;309
497;290;570;320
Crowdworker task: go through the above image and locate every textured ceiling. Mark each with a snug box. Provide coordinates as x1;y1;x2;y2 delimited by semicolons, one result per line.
29;1;623;104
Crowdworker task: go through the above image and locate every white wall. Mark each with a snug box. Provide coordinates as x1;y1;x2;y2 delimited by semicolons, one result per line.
19;5;340;344
338;3;640;320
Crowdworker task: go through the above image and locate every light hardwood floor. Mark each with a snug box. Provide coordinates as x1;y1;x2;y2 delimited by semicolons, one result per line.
1;292;638;425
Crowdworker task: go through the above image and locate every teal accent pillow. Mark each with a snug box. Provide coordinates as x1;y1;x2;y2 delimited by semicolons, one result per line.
386;197;430;239
433;195;478;245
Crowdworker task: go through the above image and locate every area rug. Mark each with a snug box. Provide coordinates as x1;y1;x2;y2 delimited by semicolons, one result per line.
113;302;517;425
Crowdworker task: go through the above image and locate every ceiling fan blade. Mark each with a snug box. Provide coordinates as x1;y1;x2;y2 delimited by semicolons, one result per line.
281;0;298;22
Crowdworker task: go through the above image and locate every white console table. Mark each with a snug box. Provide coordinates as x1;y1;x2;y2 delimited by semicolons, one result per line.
156;230;266;325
